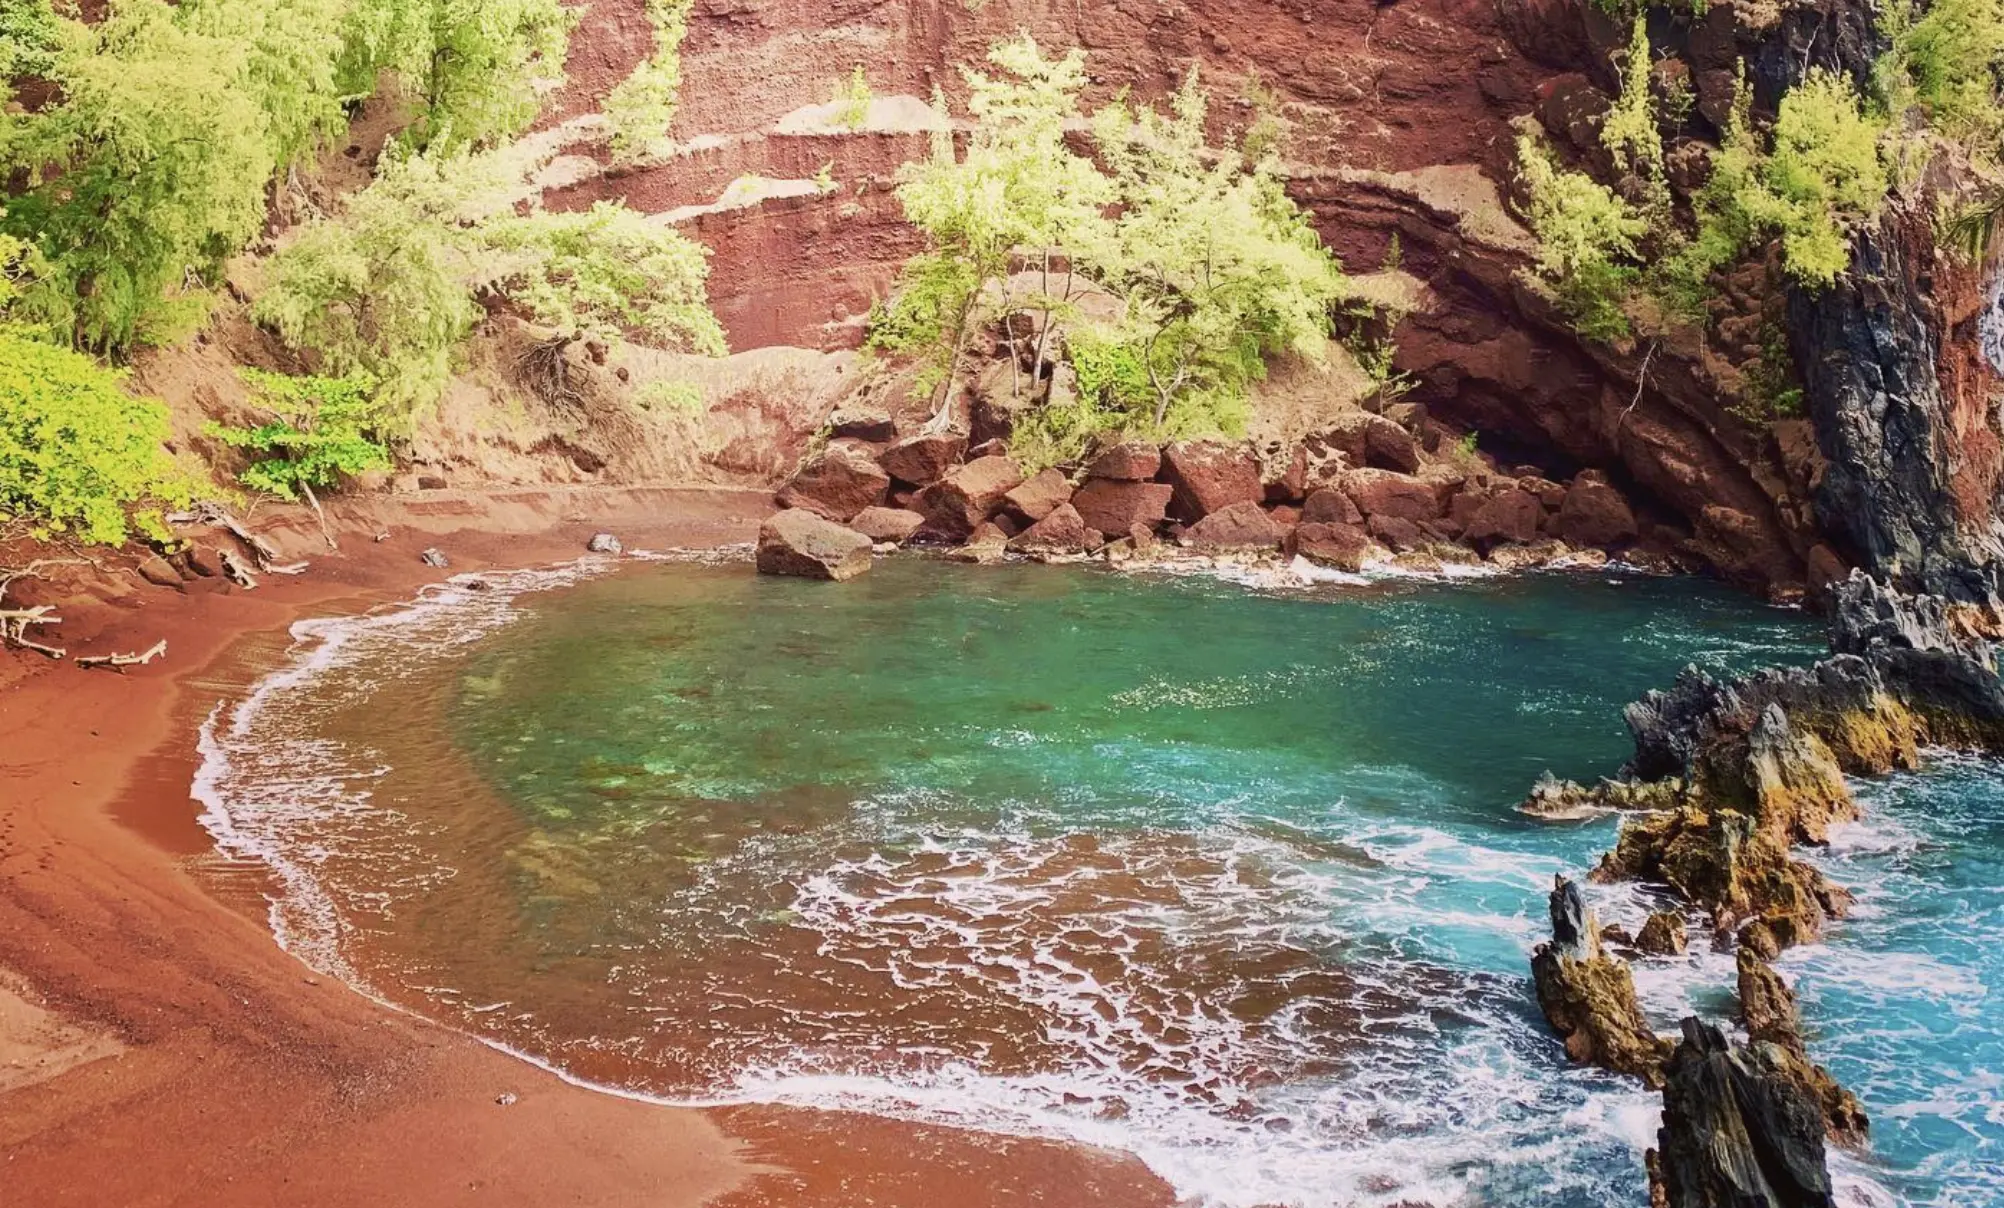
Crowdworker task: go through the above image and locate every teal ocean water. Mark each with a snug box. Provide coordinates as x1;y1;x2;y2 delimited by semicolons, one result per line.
194;557;2002;1206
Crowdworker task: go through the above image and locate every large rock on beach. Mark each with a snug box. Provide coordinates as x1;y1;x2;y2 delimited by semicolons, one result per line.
878;432;967;486
1009;503;1093;558
1463;489;1543;550
756;508;873;581
1286;522;1372;572
1162;441;1262;520
849;506;926;545
915;455;1025;540
1317;413;1421;475
1341;469;1440;524
1087;441;1162;481
1003;467;1073;524
1557;480;1640;547
1072;480;1173;535
776;440;889;521
1183;502;1285;551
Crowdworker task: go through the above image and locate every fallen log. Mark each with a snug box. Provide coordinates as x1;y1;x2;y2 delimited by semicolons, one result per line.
77;639;168;671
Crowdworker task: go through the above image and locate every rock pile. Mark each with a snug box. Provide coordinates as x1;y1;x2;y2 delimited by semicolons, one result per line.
762;407;1666;579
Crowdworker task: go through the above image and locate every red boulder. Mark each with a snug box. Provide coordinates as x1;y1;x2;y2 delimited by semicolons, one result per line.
879;432;969;486
1072;480;1173;535
1162;441;1262;520
1286;522;1372;572
1087;441;1163;481
1556;481;1640;548
775;440;890;522
1341;469;1440;524
915;455;1026;540
1009;503;1093;557
1183;502;1286;551
1464;489;1543;550
1003;467;1073;524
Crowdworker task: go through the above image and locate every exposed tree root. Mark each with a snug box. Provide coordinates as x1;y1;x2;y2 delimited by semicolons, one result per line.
517;335;582;407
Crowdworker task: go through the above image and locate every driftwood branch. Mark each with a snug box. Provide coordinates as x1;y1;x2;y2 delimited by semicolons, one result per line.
0;561;82;659
77;639;168;671
219;549;259;589
167;501;289;573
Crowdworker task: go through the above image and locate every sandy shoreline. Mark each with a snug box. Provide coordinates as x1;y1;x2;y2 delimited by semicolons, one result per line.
0;485;1170;1207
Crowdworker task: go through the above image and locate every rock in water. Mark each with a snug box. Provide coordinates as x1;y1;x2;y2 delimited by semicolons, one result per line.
1635;912;1689;956
1531;876;1674;1084
1736;950;1869;1144
1652;1018;1836;1208
587;533;622;554
420;548;449;568
755;509;872;581
1550;874;1589;953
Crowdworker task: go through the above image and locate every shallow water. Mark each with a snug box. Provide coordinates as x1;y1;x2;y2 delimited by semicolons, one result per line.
194;557;2002;1206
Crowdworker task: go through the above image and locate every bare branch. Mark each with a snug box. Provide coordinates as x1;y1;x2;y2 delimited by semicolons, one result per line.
78;639;168;672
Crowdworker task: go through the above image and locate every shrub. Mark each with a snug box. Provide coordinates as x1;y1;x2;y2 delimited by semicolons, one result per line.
880;37;1112;418
1755;70;1890;286
834;66;872;130
256;139;723;422
1879;0;2004;142
1515;129;1646;341
206;370;391;502
1089;68;1347;430
0;329;197;545
604;0;694;164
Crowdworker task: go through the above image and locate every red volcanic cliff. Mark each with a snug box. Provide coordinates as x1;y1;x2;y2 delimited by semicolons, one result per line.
532;0;2002;600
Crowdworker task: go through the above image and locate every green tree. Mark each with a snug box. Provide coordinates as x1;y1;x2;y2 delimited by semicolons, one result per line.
0;0;575;351
1087;69;1347;430
877;36;1114;425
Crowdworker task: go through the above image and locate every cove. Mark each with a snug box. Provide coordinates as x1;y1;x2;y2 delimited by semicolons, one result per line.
194;558;2000;1207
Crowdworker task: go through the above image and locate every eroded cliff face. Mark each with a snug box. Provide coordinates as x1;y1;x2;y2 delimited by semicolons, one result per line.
520;0;2000;598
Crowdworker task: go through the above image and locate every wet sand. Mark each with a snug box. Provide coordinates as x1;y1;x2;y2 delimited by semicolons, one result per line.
0;485;1171;1208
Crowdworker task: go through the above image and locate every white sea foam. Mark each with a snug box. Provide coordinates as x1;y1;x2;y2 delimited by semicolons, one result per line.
191;555;651;975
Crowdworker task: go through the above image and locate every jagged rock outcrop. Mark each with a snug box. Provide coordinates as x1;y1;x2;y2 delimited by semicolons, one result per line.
1531;876;1675;1085
1736;950;1868;1145
1651;1019;1838;1208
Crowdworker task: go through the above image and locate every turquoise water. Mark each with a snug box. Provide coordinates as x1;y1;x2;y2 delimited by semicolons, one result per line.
193;557;2001;1207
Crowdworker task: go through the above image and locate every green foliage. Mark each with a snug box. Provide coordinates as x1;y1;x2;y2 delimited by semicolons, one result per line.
257;138;722;422
0;0;574;352
2;2;272;350
483;204;726;353
604;0;693;164
1732;321;1805;423
1088;68;1348;430
0;0;61;78
1601;15;1665;184
833;66;872;130
206;369;389;500
371;0;574;156
0;328;197;545
254;144;486;418
633;379;704;411
1879;0;2004;142
1515;128;1646;341
1754;70;1890;286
